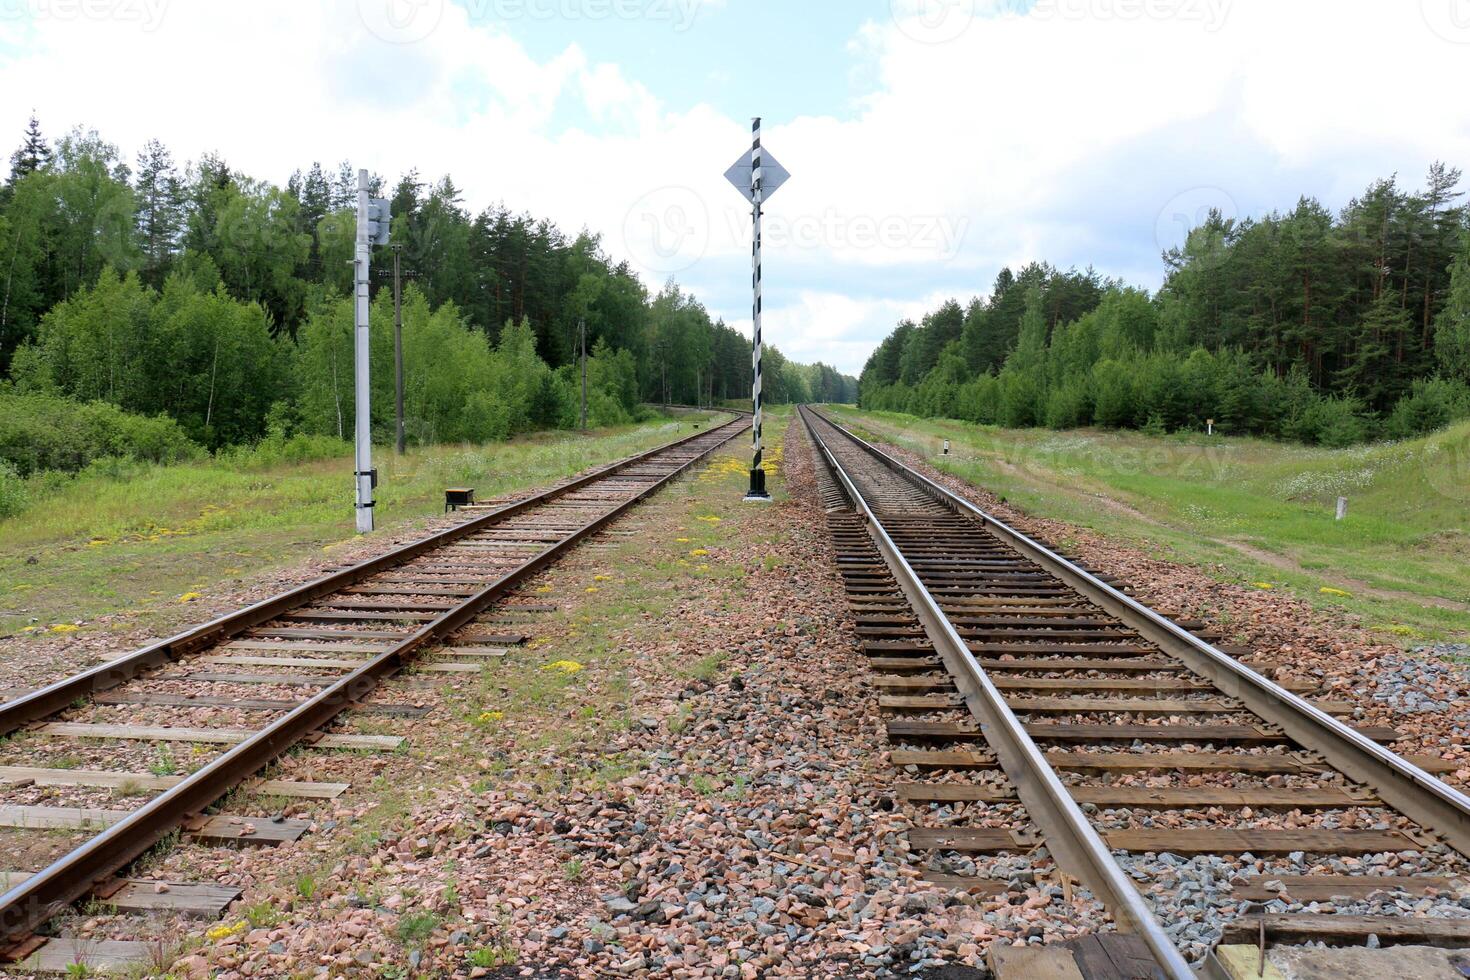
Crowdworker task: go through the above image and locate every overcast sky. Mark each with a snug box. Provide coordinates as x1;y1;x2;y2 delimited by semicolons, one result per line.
3;0;1469;374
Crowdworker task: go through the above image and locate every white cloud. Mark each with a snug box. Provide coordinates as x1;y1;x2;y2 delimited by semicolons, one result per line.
2;0;1468;375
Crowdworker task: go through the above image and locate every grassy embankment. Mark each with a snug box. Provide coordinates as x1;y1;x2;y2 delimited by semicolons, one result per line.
0;411;723;638
827;406;1470;644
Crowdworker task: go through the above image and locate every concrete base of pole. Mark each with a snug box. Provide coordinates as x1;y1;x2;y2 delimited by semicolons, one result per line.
744;468;771;502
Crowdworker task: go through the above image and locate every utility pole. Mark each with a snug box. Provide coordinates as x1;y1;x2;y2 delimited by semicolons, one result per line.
661;345;669;408
392;243;405;456
579;317;588;432
352;171;391;533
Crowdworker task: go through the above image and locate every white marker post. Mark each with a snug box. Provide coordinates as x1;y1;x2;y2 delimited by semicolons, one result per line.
725;119;790;502
352;170;392;533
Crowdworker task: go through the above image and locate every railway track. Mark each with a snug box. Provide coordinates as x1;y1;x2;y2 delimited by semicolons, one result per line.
799;406;1470;979
0;414;747;974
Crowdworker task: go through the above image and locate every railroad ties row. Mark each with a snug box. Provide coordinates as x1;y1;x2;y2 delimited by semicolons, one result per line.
0;418;747;974
803;408;1470;978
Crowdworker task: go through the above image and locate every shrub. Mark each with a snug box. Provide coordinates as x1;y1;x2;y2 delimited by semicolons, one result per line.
1043;379;1091;429
1386;377;1470;439
0;460;27;520
0;391;202;476
956;375;1001;424
215;433;348;469
1289;395;1370;447
998;370;1045;428
1091;359;1139;429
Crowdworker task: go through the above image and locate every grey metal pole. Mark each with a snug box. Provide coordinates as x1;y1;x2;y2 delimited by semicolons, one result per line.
393;244;405;456
745;116;770;501
353;169;375;533
579;317;588;432
660;345;669;408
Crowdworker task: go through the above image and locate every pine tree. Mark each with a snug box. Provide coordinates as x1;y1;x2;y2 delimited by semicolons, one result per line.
333;161;356;210
7;113;50;184
1418;163;1465;344
1435;230;1470;383
134;139;183;284
295;162;334;277
1008;288;1048;374
1338;294;1415;410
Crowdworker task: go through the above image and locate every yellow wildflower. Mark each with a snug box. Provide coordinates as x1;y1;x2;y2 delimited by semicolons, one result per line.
586;587;600;594
543;660;584;674
48;624;80;634
178;592;203;603
477;711;505;724
1319;587;1351;597
689;549;709;558
1251;582;1275;590
206;921;247;942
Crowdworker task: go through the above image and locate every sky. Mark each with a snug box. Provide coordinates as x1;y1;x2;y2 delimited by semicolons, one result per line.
2;0;1469;375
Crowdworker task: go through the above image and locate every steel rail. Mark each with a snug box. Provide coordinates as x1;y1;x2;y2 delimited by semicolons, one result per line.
809;407;1470;862
0;417;749;942
799;407;1192;980
0;416;745;736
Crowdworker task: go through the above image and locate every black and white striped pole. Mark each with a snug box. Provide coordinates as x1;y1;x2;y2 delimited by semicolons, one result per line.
747;118;768;500
724;119;790;503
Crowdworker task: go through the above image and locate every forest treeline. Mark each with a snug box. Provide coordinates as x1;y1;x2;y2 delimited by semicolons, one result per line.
860;164;1470;446
0;116;856;470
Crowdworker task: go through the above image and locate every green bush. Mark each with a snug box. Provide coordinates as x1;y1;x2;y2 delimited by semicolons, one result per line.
215;433;349;469
1385;377;1470;439
998;370;1045;428
1289;395;1370;447
955;375;1001;424
1044;381;1091;429
1091;359;1139;429
0;460;27;520
0;391;202;476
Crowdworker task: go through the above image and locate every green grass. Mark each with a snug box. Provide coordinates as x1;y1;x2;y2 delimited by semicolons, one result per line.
395;910;443;948
0;412;721;636
828;407;1470;643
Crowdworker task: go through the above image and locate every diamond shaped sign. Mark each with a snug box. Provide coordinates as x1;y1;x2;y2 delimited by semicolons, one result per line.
725;149;790;204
